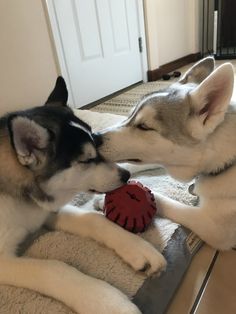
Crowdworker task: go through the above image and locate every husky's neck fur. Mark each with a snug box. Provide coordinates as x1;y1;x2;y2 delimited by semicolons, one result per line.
166;104;236;182
199;105;236;177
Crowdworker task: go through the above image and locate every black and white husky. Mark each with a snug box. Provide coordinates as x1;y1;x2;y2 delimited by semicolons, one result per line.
0;78;166;314
98;57;236;251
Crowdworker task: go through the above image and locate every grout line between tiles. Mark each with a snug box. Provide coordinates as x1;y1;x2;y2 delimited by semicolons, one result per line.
190;250;219;314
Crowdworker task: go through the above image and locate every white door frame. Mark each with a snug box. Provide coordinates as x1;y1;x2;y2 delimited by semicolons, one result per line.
136;0;148;83
45;0;148;108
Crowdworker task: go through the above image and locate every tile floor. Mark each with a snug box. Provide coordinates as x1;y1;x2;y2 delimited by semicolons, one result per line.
193;250;236;314
166;248;236;314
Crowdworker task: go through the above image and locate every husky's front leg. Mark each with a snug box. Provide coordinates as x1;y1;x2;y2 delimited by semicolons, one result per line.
153;192;202;226
153;192;231;249
48;204;166;276
0;255;140;314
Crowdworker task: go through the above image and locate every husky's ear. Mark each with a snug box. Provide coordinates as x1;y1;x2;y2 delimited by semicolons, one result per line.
187;63;234;140
45;76;68;106
9;116;50;169
180;57;215;84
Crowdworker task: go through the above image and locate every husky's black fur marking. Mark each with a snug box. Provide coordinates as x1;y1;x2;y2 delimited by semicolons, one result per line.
1;77;98;202
46;76;68;106
7;78;92;166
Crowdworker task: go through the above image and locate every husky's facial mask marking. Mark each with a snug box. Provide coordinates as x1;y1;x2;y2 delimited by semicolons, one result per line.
98;57;234;182
1;77;129;209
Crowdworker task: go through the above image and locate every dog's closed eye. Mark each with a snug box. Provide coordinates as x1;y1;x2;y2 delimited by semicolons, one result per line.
79;158;97;164
136;123;153;131
78;155;104;164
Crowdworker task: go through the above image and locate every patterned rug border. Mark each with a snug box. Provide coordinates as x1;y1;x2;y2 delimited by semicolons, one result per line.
91;81;172;116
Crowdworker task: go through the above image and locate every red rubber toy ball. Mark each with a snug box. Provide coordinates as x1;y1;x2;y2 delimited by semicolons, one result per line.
103;180;157;233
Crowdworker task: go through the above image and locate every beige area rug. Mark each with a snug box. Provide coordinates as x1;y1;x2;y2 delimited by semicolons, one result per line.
91;59;236;116
91;81;171;116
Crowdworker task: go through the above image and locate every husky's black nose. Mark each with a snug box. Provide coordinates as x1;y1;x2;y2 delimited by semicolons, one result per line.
92;133;103;148
119;168;131;183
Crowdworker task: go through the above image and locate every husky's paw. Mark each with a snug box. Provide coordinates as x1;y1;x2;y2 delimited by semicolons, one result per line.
108;300;141;314
95;294;141;314
84;280;141;314
93;194;105;211
119;236;166;276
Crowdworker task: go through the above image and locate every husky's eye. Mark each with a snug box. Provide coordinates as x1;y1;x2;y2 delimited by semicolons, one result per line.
79;158;96;164
79;156;101;164
136;123;152;131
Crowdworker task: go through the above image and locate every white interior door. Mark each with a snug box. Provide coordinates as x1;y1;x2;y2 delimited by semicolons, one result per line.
47;0;145;107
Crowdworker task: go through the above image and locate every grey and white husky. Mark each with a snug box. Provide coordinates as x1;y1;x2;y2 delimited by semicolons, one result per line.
98;57;236;251
0;77;166;314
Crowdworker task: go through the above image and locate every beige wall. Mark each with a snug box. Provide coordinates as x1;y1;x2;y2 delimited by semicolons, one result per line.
144;0;200;70
0;0;58;115
0;0;201;113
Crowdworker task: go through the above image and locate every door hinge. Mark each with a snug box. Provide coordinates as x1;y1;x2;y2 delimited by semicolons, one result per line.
138;37;143;53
